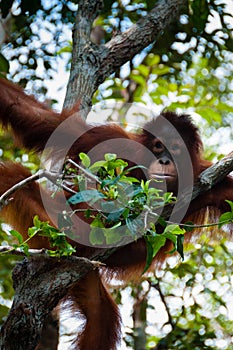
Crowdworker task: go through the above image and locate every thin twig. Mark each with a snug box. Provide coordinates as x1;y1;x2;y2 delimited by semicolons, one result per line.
146;209;232;229
153;281;175;329
0;170;43;210
0;169;62;210
66;158;102;184
0;246;48;256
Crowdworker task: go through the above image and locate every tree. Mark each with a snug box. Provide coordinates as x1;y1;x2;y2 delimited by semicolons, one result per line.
0;0;233;349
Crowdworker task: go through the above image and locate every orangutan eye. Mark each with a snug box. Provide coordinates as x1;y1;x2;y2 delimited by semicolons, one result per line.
171;144;179;151
170;143;181;155
153;140;164;151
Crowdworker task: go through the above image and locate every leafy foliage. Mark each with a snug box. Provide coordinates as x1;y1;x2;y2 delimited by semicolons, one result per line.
64;153;182;260
1;216;76;258
28;216;76;257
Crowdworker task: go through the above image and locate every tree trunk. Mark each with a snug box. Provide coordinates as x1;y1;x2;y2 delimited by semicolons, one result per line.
132;287;148;350
63;0;187;112
0;256;94;349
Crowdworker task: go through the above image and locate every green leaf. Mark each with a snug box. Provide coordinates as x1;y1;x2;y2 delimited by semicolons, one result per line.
143;234;167;273
19;243;29;256
56;43;72;55
28;226;40;238
90;219;105;245
156;216;167;228
163;233;177;246
225;200;233;212
126;185;143;198
10;230;23;244
104;224;123;245
68;190;105;205
0;54;9;73
218;212;233;227
104;153;117;162
164;224;186;235
0;305;10;324
176;234;184;260
126;217;143;237
101;175;121;188
89;160;107;171
143;238;154;274
33;215;42;228
106;208;125;222
79;153;91;168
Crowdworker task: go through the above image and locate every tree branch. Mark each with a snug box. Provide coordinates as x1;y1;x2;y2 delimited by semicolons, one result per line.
63;0;104;111
170;152;233;216
63;0;187;112
101;0;186;79
198;151;233;189
0;169;60;210
153;281;175;329
0;246;48;256
0;171;42;210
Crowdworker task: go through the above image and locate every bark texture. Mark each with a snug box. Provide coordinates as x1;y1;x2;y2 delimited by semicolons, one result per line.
0;256;94;350
63;0;187;111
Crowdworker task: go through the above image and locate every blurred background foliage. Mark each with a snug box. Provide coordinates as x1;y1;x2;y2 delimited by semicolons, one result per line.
0;1;233;349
